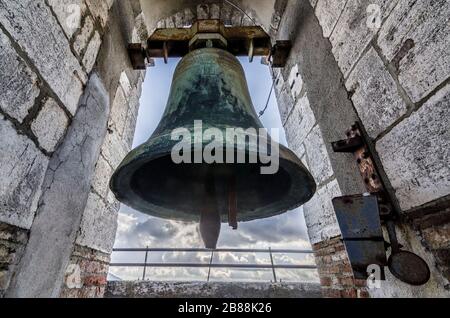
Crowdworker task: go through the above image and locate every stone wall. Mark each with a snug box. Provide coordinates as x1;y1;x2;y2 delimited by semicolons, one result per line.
0;0;145;297
271;0;449;297
58;0;146;298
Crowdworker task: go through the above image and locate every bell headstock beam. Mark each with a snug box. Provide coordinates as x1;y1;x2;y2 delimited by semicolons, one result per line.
127;20;291;69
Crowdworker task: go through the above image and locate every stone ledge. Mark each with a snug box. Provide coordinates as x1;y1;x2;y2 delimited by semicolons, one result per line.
105;281;322;298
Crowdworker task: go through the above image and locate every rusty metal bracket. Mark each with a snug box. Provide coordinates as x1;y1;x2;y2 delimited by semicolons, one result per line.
331;122;431;286
332;122;393;219
270;40;292;68
127;44;148;70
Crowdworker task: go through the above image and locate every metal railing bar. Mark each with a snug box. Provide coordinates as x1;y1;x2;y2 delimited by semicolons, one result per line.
207;250;214;282
142;246;149;280
109;263;317;269
112;248;314;254
269;247;277;283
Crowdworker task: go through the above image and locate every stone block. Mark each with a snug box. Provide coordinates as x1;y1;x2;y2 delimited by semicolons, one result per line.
132;13;148;43
82;31;102;73
76;191;118;254
85;0;111;28
106;189;120;213
304;125;334;186
277;85;295;125
0;116;49;229
329;0;398;77
47;0;86;39
285;95;316;155
164;17;175;28
0;223;27;297
101;130;129;170
31;98;69;153
346;48;408;138
0;223;28;244
288;64;303;101
421;224;450;250
197;4;210;20
0;31;40;123
119;72;132;99
210;4;221;20
315;0;347;38
304;179;342;245
91;155;113;199
123;109;138;148
376;84;450;211
378;0;450;102
221;4;233;26
108;86;129;137
231;11;244;26
0;0;86;115
73;15;95;57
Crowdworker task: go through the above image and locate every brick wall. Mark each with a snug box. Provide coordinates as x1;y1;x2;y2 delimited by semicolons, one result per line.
60;244;110;298
313;236;369;298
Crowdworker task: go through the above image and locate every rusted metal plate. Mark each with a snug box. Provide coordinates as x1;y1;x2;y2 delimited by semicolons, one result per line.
271;41;292;68
331;122;392;218
332;194;387;279
388;251;430;286
128;44;147;70
331;122;431;285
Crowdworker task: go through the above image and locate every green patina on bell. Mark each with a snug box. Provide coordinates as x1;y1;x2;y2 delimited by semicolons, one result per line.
110;47;316;248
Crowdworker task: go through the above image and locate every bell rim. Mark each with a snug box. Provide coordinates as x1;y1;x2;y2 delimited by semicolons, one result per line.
110;133;317;222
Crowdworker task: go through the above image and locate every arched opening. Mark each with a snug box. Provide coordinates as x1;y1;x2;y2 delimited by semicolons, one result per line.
2;0;448;299
109;53;319;283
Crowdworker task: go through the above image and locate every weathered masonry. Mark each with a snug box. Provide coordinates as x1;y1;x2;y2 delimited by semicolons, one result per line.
0;0;448;298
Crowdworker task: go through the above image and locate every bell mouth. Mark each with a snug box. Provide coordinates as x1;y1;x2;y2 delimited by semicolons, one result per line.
110;143;316;223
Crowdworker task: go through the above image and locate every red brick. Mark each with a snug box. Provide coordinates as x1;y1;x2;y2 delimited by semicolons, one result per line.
358;290;370;298
83;275;107;286
339;277;355;287
354;279;368;288
340;289;357;298
322;289;341;298
328;265;341;274
340;263;353;273
320;276;333;286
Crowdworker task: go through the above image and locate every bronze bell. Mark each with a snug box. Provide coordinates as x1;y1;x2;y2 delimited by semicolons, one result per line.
110;47;316;248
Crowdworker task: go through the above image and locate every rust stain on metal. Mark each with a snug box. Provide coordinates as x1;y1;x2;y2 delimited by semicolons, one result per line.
332;122;394;219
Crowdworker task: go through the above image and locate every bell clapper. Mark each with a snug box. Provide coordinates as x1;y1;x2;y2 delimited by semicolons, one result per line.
199;171;221;249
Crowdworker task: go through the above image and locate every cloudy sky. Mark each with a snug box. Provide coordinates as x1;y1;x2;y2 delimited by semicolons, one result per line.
109;56;318;283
